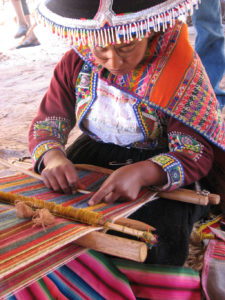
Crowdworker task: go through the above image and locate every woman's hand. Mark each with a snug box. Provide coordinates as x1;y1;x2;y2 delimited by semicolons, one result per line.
88;160;167;206
41;149;82;194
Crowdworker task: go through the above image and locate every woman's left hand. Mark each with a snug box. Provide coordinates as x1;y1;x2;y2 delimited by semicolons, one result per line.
88;160;167;205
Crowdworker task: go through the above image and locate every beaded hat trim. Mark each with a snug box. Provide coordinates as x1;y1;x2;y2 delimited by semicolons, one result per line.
36;0;200;47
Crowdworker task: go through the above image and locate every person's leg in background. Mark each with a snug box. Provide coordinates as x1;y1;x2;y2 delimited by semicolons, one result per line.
11;0;29;38
18;0;40;47
192;0;225;108
221;0;225;23
21;0;31;28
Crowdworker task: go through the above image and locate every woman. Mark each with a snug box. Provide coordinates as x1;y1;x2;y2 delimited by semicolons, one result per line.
29;0;225;267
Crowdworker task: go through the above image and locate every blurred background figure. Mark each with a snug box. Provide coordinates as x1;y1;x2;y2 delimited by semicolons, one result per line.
10;0;40;48
221;0;225;23
192;0;225;108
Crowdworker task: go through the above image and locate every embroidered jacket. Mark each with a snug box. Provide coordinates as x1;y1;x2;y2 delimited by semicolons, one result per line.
29;48;214;191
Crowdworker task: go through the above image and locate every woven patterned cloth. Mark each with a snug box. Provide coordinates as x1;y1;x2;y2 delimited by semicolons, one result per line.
5;250;201;300
0;168;155;298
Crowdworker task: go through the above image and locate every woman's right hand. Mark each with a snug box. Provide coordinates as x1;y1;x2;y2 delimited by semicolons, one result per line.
41;149;81;194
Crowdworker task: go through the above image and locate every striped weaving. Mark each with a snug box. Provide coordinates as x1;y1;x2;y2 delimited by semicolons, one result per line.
1;243;83;298
5;250;201;300
0;168;155;298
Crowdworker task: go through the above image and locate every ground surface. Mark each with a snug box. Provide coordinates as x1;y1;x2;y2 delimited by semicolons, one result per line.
0;1;80;176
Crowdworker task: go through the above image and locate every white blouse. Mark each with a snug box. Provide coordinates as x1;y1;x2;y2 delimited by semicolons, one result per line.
82;78;144;146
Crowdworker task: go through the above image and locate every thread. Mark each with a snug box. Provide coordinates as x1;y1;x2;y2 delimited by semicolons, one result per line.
0;190;156;245
0;191;101;226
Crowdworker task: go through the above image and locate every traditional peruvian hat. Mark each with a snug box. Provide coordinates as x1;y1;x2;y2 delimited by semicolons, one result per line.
36;0;199;47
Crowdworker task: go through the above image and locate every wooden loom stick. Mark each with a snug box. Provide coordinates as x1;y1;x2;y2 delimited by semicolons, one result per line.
0;158;220;205
115;217;155;231
159;189;208;205
205;192;220;205
159;188;220;205
0;190;152;261
75;231;147;262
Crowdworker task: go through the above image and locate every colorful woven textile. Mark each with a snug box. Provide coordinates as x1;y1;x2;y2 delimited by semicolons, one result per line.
5;250;201;300
201;220;225;300
0;243;83;298
0;169;155;298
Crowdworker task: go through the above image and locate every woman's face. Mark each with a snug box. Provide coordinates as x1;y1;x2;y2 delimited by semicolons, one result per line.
91;37;149;75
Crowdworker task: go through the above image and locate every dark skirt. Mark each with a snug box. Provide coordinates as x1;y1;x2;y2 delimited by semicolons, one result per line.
66;134;209;266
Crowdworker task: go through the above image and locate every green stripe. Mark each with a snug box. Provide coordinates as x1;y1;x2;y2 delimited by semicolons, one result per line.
88;250;131;286
39;278;55;300
112;258;199;277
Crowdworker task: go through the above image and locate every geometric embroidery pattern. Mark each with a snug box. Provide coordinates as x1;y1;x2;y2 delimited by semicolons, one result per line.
151;154;184;190
168;131;203;162
75;63;97;125
32;141;65;164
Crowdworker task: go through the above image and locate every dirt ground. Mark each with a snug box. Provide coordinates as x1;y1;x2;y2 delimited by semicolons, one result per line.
0;1;80;176
0;1;225;177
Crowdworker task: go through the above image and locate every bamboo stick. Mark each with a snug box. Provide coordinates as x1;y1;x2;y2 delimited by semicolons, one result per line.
75;231;147;262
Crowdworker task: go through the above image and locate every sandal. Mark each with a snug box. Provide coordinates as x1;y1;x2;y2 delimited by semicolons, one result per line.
14;25;29;39
16;38;40;49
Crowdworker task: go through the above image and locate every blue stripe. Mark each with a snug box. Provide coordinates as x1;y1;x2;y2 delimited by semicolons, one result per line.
48;266;105;300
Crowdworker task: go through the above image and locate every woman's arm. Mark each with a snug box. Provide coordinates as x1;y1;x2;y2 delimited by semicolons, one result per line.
28;49;83;173
28;50;84;193
150;116;214;191
89;116;214;205
89;159;167;205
